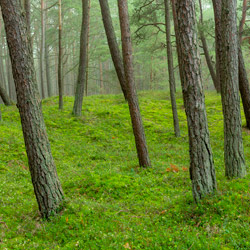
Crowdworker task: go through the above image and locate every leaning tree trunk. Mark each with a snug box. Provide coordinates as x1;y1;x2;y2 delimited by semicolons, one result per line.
220;0;246;178
99;0;128;100
164;0;180;137
0;84;13;106
175;0;217;201
0;0;64;218
72;0;89;116
118;0;151;167
198;0;219;92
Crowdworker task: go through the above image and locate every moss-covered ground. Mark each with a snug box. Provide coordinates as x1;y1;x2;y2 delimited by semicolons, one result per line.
0;91;250;249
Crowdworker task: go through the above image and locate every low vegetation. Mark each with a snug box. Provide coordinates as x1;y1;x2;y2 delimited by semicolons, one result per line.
0;91;249;249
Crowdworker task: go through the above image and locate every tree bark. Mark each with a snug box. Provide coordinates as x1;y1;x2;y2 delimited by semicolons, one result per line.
175;0;217;201
24;0;31;38
99;0;128;100
118;0;151;167
72;0;89;116
58;0;63;109
220;0;246;178
0;0;64;218
164;0;180;137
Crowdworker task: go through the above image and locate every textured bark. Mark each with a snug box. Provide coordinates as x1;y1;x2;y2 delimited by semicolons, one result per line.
58;0;63;109
72;0;89;116
118;0;151;167
24;0;31;38
0;84;13;106
0;0;64;218
212;0;222;93
175;0;217;201
220;0;246;178
164;0;180;137
198;0;218;92
99;0;128;100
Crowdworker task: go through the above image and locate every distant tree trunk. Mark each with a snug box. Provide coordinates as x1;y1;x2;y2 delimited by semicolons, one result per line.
0;84;13;106
72;0;89;116
198;0;219;92
1;0;64;218
118;0;151;167
99;58;104;94
40;0;46;99
45;5;52;97
175;0;217;201
85;0;91;97
99;0;128;100
58;0;63;109
164;0;180;137
7;53;16;101
212;0;222;93
220;0;246;178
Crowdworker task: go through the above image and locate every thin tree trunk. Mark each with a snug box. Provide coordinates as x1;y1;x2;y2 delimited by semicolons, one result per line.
58;0;63;109
72;0;89;116
220;0;246;178
40;0;46;99
99;0;128;100
0;0;64;218
99;58;104;94
85;0;91;97
45;2;52;97
175;0;217;201
164;0;180;137
118;0;151;167
198;0;219;92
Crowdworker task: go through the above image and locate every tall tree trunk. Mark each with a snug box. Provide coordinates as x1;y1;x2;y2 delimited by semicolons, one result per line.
220;0;246;178
175;0;217;201
72;0;89;116
40;0;46;99
85;0;91;97
99;0;127;100
7;53;16;101
1;0;64;218
164;0;180;137
198;0;219;92
58;0;63;109
118;0;151;167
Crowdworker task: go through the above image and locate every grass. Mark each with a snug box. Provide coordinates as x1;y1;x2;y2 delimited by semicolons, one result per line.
0;90;250;249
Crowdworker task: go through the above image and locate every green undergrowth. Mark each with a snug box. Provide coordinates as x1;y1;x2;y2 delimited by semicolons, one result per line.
0;91;250;249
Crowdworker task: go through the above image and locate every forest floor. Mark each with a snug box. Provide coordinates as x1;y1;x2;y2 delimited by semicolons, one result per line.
0;91;250;249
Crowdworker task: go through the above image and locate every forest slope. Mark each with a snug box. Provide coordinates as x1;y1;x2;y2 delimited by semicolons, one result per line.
0;91;250;249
